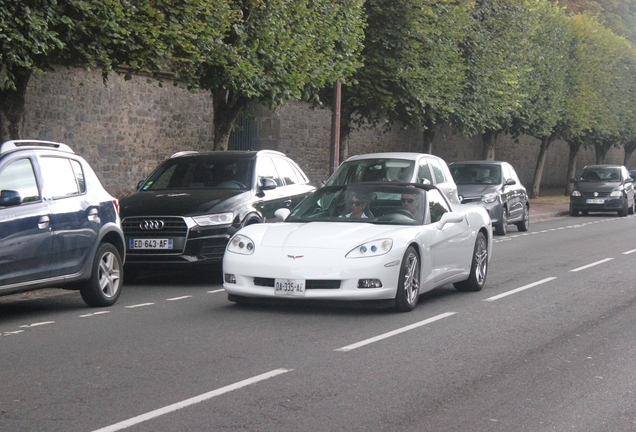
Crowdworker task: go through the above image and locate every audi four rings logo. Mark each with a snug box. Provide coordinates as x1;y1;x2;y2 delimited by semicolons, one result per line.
140;220;164;230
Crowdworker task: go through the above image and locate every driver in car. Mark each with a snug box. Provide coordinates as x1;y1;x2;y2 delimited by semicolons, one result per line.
401;192;421;218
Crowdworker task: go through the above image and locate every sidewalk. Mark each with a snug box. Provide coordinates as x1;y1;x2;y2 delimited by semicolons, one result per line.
529;187;570;222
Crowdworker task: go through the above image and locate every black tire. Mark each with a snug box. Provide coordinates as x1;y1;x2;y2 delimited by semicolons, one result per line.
394;246;420;312
618;198;629;217
629;198;635;215
454;232;488;292
494;208;507;235
516;205;529;232
80;243;123;307
569;205;579;217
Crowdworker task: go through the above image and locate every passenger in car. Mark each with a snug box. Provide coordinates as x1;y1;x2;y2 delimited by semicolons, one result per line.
343;192;375;218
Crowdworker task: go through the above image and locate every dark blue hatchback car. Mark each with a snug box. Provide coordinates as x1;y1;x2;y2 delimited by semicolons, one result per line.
0;140;126;306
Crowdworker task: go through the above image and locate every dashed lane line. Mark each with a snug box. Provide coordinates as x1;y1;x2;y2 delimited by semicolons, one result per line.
484;277;557;302
91;368;293;432
334;312;456;352
570;258;614;272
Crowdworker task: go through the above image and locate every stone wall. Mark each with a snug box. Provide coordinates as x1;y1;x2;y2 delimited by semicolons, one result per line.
22;68;627;198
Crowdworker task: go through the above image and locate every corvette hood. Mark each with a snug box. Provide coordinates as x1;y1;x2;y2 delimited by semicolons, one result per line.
120;189;249;217
259;222;400;249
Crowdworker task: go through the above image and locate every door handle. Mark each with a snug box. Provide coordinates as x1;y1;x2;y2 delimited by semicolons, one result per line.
38;216;50;230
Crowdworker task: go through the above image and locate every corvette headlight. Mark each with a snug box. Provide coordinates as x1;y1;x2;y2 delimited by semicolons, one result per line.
571;190;581;197
193;212;233;226
227;234;255;255
346;239;392;258
481;192;497;204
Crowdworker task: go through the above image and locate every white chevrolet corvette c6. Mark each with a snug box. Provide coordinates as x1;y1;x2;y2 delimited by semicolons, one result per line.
223;182;492;312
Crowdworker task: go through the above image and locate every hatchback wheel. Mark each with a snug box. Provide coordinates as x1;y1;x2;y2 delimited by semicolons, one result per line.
516;205;529;232
494;208;507;235
80;243;123;307
618;198;629;217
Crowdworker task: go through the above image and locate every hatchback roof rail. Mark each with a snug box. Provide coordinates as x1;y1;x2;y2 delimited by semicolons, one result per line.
0;140;74;154
170;150;199;158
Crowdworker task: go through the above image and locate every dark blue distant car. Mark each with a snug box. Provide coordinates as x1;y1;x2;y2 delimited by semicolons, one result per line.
0;140;125;306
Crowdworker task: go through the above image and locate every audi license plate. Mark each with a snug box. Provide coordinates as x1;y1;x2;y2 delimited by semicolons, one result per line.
275;279;306;296
129;238;173;250
586;198;605;204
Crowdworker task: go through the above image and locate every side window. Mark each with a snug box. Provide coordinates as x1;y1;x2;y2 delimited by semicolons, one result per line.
418;161;433;184
70;160;86;193
501;164;512;181
257;157;282;187
273;158;298;185
428;158;446;184
0;158;40;204
40;157;81;199
290;161;309;184
427;189;450;223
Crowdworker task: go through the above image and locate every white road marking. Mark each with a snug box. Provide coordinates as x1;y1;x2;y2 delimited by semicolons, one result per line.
19;321;55;328
79;311;110;318
2;330;25;335
124;303;155;309
484;277;557;302
570;258;614;272
334;312;456;352
91;368;293;432
623;248;636;255
207;289;224;293
166;296;192;301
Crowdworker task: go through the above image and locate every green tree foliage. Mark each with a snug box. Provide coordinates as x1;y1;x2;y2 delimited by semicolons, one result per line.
560;13;633;189
320;0;471;160
509;0;571;197
187;0;365;150
559;0;636;44
453;0;537;160
0;0;236;141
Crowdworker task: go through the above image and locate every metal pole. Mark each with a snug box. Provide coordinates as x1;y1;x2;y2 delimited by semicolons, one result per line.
329;79;341;175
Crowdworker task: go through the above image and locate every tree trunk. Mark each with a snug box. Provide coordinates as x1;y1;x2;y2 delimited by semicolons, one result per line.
339;123;350;163
623;141;636;166
531;136;553;198
211;89;248;151
594;142;611;164
422;127;435;154
0;69;31;141
481;129;498;160
565;140;580;196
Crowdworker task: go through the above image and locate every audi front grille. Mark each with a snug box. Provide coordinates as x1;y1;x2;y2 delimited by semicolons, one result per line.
122;216;189;236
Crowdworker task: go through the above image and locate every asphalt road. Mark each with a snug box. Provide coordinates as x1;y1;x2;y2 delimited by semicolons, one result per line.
1;213;636;431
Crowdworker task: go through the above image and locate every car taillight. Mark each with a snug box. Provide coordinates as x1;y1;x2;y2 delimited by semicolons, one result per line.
112;198;120;214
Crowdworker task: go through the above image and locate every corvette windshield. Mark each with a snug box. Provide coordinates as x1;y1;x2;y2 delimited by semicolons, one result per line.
287;184;427;225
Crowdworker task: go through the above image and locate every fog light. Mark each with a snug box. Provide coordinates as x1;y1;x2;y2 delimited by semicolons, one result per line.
224;274;236;284
358;279;382;288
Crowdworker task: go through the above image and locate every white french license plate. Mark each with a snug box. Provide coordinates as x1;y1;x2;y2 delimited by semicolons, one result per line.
129;238;173;250
275;279;306;296
586;198;605;204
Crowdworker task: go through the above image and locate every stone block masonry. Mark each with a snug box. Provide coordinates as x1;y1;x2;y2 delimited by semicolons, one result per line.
23;68;623;198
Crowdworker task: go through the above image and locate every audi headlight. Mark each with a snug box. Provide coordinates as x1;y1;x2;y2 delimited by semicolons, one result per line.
481;192;498;204
571;190;581;197
227;234;255;255
192;212;233;226
346;239;392;258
